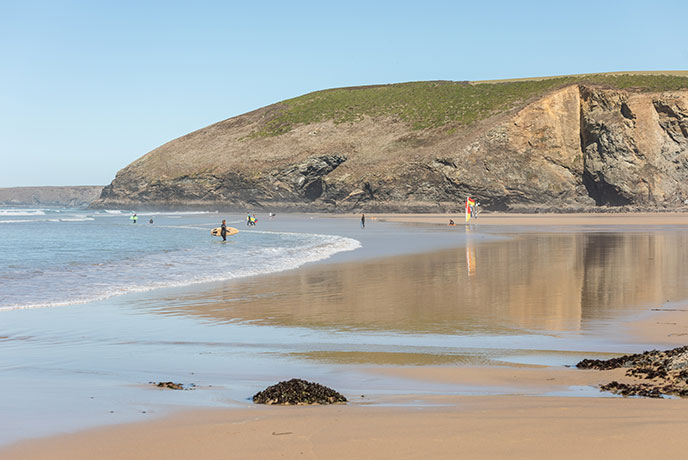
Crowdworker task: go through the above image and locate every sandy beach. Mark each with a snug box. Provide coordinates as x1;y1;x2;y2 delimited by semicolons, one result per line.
4;213;688;459
376;211;688;227
6;304;688;460
7;0;688;457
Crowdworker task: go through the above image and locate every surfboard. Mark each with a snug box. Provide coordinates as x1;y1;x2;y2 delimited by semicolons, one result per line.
210;227;239;237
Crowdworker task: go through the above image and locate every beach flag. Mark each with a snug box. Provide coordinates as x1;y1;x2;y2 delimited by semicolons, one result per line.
465;197;475;223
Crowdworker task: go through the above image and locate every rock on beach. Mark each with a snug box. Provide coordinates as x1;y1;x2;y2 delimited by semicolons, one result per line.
577;346;688;398
252;379;347;405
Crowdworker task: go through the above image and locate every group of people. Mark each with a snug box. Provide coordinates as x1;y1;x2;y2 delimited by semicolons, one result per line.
469;202;480;218
449;198;482;226
246;213;258;226
130;213;154;224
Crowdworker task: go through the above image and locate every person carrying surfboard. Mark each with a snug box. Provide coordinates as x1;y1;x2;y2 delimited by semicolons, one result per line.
220;219;227;241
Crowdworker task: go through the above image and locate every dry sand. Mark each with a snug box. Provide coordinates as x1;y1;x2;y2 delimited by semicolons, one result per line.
4;392;688;460
5;213;688;459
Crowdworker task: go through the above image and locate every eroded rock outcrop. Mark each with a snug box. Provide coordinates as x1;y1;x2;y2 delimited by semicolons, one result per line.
577;346;688;398
91;81;688;212
580;87;688;206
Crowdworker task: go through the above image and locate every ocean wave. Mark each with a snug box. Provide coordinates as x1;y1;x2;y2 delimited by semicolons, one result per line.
140;211;217;216
0;231;361;311
0;209;47;216
0;216;96;223
53;217;96;222
95;210;216;218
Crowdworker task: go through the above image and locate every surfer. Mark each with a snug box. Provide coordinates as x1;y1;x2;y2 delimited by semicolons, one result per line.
449;219;455;226
220;219;227;241
149;218;154;224
246;213;251;227
131;213;137;224
361;213;365;229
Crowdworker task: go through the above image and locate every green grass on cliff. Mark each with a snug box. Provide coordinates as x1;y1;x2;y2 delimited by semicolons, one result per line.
253;74;688;136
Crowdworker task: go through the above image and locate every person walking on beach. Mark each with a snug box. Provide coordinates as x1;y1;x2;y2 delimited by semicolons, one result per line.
131;213;137;224
361;213;366;229
246;213;251;227
220;219;227;242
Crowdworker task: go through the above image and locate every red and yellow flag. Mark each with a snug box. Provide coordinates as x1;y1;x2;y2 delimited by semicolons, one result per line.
465;197;475;223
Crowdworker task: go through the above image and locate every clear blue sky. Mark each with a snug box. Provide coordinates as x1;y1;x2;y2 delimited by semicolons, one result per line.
1;0;686;187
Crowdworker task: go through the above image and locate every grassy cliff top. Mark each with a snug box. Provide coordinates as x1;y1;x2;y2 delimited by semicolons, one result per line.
254;74;688;136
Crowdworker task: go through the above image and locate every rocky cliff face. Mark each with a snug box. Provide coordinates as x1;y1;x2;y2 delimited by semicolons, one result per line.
92;84;688;212
580;87;688;206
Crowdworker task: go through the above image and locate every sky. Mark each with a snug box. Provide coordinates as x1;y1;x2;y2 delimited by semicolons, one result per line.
1;0;687;187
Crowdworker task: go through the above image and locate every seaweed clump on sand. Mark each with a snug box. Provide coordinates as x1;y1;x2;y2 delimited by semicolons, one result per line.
252;379;347;405
150;381;195;390
576;346;688;398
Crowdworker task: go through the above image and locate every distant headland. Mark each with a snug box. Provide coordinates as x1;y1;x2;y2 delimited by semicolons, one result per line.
0;186;104;208
89;72;688;213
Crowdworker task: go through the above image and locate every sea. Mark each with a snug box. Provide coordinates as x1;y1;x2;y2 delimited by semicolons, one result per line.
0;208;361;311
0;207;483;445
3;207;688;446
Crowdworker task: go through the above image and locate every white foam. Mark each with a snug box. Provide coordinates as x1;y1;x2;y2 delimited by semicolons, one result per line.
96;210;216;218
130;211;215;216
0;216;95;223
54;217;96;222
0;209;46;216
0;231;362;312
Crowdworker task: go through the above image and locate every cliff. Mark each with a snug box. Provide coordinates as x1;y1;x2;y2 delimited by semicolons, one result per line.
0;186;104;208
91;74;688;212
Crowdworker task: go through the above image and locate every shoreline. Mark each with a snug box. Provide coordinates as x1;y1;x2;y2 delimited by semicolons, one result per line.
4;399;688;460
6;305;688;459
4;213;688;458
373;211;688;226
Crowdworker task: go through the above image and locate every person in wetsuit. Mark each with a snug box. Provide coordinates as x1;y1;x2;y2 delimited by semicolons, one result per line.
220;219;227;241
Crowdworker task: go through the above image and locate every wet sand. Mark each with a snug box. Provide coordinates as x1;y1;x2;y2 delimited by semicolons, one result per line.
6;308;688;460
375;211;688;227
4;213;688;459
4;395;688;460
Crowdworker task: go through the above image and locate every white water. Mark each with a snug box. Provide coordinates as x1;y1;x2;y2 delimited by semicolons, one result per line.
0;208;360;310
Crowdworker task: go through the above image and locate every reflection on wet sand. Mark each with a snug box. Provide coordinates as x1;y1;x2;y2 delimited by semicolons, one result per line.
151;230;688;335
290;351;484;366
